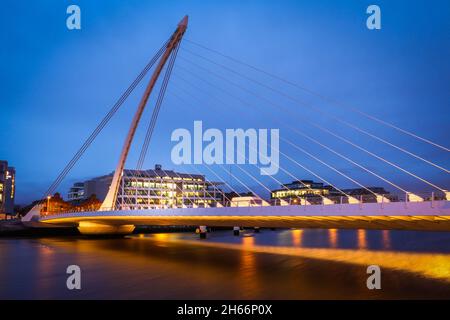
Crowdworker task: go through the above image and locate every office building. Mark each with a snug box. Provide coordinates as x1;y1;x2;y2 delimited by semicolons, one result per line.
67;165;224;209
271;180;340;200
271;180;392;204
0;160;15;216
67;182;85;202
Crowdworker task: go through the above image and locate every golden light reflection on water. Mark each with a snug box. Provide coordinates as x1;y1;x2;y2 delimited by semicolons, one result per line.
357;229;367;249
154;237;450;283
240;236;258;297
242;235;255;247
328;229;338;248
292;229;303;247
153;233;170;241
38;231;450;287
23;231;450;299
35;244;56;298
382;230;391;249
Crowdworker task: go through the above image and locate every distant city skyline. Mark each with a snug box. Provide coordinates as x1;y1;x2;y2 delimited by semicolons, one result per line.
1;0;449;205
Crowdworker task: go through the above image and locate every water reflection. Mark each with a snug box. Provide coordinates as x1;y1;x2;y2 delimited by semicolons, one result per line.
328;229;338;248
240;236;258;297
35;243;57;299
156;234;450;283
382;230;391;250
137;230;450;283
154;233;170;241
357;229;367;249
291;229;303;247
1;229;450;299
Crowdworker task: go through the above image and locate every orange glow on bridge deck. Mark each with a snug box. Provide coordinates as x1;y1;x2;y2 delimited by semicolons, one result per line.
40;213;450;232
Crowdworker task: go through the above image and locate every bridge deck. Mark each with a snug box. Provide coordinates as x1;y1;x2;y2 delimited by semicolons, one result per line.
39;200;450;231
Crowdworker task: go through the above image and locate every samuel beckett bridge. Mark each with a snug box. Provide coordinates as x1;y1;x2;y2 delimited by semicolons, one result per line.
23;16;450;235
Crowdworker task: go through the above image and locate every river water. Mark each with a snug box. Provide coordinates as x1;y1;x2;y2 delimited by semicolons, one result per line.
1;229;450;299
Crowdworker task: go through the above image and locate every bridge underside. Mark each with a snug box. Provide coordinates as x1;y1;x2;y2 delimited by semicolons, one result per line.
38;201;450;234
40;215;450;234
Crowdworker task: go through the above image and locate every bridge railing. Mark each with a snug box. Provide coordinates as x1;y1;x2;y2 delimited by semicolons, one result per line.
39;191;448;217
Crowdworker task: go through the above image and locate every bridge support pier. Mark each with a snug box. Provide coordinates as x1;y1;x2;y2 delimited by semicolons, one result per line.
233;226;240;236
77;221;135;235
199;225;207;239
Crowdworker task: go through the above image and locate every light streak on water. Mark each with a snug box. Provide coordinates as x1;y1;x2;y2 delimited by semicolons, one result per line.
134;232;450;283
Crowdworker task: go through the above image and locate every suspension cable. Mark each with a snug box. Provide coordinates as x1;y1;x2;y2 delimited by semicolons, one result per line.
137;41;181;169
169;82;370;198
43;40;169;200
183;38;450;152
170;71;409;194
167;89;316;199
178;51;449;174
187;164;233;205
174;60;446;192
182;48;450;173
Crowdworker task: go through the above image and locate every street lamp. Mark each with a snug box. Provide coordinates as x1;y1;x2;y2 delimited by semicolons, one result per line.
47;195;51;215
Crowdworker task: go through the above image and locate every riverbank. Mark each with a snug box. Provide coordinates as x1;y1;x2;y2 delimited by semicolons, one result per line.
0;220;214;237
0;220;80;237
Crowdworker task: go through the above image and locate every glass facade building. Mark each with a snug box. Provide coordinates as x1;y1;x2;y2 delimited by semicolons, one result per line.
68;165;224;210
117;167;223;209
0;160;15;215
271;180;339;200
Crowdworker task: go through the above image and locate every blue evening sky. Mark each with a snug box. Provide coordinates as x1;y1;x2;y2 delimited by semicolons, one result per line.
1;0;449;204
